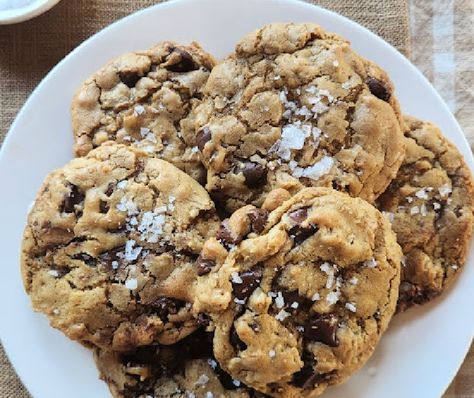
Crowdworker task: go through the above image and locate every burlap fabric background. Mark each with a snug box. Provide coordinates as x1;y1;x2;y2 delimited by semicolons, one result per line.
0;0;471;397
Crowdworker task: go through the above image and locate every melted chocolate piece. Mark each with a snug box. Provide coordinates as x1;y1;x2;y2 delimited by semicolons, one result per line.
230;324;247;351
281;290;310;313
304;315;339;347
196;127;212;151
71;252;97;267
366;77;391;102
249;208;269;234
105;182;116;196
195;256;216;276
151;297;184;320
289;224;318;245
119;71;142;88
242;162;267;188
216;219;243;246
288;207;308;224
99;200;109;213
232;265;264;301
61;184;85;213
166;48;198;73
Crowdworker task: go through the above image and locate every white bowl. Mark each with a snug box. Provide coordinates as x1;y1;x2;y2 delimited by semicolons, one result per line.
0;0;62;24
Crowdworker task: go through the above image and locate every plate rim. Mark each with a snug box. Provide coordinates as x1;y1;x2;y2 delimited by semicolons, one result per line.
1;0;473;397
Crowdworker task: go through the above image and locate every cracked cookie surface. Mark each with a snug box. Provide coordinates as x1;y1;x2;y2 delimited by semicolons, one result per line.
94;328;265;398
377;116;474;311
21;143;219;351
194;23;405;212
193;188;401;397
72;41;216;184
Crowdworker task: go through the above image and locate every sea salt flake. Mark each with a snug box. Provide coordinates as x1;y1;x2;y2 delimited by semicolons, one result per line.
342;81;352;90
415;189;429;200
134;105;145;115
268;350;276;358
207;359;218;370
140;127;151;137
349;276;359;285
231;272;243;284
291;301;299;309
53;308;60;315
191;146;200;154
267;291;277;298
333;60;339;67
364;258;377;268
301;156;334;180
420;204;428;216
345;302;357;312
124;240;142;261
452;265;459;270
326;291;340;305
320;262;335;289
138;211;166;243
188;393;196;398
275;309;291;321
275;292;285;309
382;211;394;223
48;270;59;277
433;202;441;210
206;392;214;398
116;197;139;216
111;260;119;270
311;292;320;301
117;180;128;189
234;298;246;305
406;197;414;203
125;278;138;290
438;183;452;197
410;206;420;215
195;374;209;386
232;380;241;387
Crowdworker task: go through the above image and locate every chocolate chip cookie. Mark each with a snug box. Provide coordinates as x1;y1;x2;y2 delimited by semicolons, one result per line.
21;143;219;352
377;116;474;311
94;328;265;398
72;41;216;184
194;23;405;212
193;188;401;397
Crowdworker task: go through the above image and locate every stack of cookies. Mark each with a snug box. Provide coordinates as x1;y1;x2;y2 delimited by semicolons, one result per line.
21;23;474;398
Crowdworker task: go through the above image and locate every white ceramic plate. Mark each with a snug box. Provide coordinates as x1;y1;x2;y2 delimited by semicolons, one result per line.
0;0;473;397
0;0;62;25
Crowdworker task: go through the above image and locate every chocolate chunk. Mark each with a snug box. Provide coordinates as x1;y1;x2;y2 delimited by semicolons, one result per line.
232;265;263;301
105;182;116;196
216;219;242;246
166;48;198;73
197;313;211;327
119;71;142;88
230;324;247;351
248;208;269;234
289;224;318;244
288;207;309;224
242;162;267;188
196;127;212;151
195;256;216;276
71;253;97;267
61;184;85;213
152;297;183;320
366;77;391;102
282;290;310;313
99;246;124;269
99;200;109;213
292;367;322;389
304;315;339;347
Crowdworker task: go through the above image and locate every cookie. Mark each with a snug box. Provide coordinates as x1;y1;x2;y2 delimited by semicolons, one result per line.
194;23;405;212
72;41;216;184
94;328;264;398
192;188;401;397
21;143;219;352
376;116;474;311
